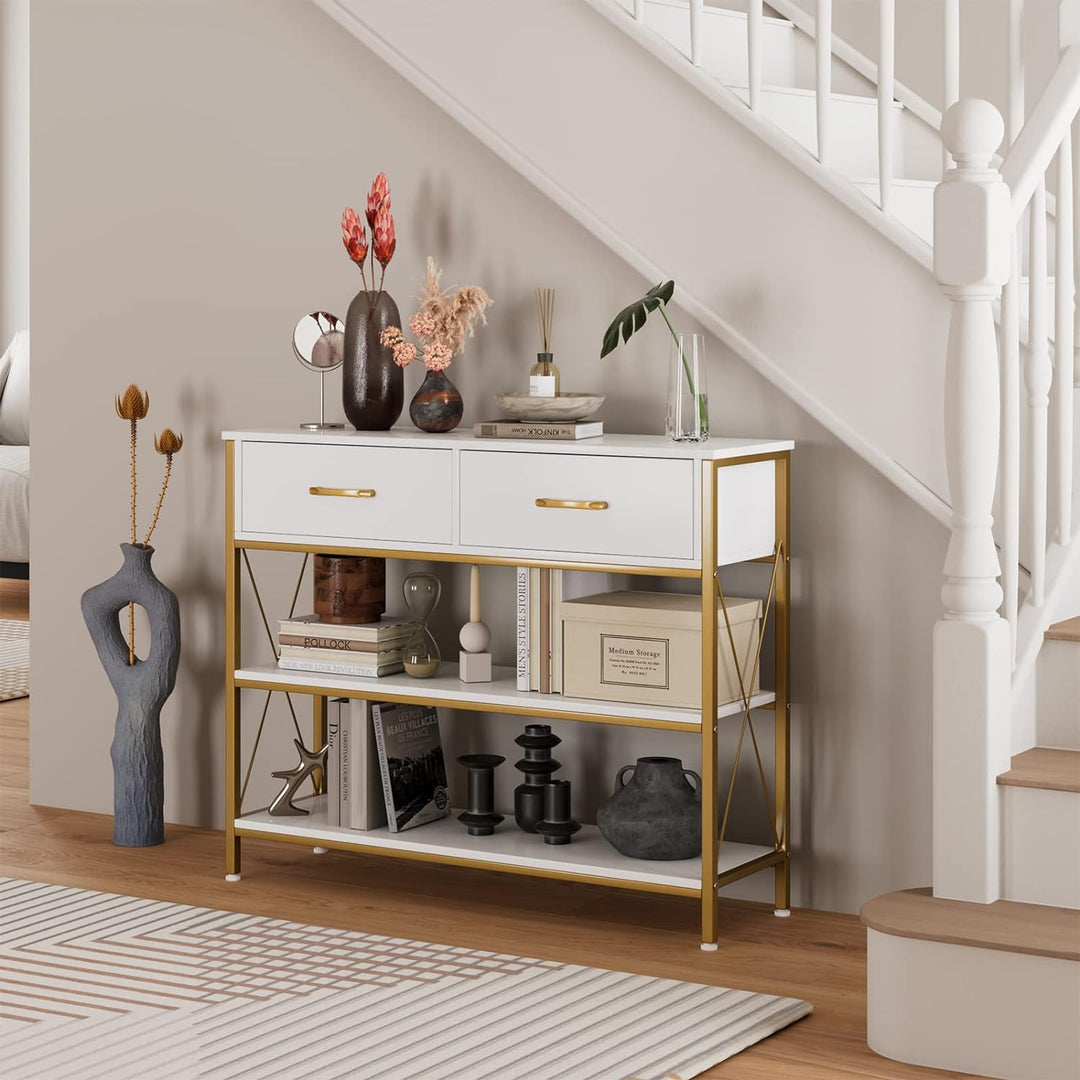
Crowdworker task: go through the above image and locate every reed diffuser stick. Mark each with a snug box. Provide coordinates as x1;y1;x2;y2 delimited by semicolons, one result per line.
535;288;555;352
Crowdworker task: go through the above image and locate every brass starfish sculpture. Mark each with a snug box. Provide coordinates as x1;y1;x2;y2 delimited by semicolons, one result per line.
269;739;328;816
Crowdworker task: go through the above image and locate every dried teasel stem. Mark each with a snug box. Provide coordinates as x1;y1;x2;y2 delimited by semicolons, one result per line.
128;417;137;665
143;455;173;548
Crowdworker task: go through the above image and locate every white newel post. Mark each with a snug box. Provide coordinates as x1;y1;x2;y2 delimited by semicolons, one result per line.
932;101;1013;904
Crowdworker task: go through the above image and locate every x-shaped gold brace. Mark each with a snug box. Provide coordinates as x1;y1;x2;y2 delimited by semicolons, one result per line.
715;541;785;859
238;551;314;809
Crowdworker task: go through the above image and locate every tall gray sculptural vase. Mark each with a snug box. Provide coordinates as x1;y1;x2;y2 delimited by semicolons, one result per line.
81;543;181;847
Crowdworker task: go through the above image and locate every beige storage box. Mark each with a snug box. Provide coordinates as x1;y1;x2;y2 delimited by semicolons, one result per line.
561;591;762;710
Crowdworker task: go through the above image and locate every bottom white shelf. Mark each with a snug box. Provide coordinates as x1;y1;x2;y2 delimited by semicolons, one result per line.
235;796;775;893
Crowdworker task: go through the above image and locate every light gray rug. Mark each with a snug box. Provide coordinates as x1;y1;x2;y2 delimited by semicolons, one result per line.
0;619;28;701
0;878;811;1079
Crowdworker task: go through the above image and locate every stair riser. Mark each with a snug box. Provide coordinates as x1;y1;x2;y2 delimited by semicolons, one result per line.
640;1;796;86
867;929;1080;1080
729;87;904;177
1037;639;1080;751
1002;786;1080;908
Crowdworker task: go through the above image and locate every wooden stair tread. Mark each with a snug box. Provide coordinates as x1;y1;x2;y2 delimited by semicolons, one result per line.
861;888;1080;961
997;747;1080;793
1045;615;1080;642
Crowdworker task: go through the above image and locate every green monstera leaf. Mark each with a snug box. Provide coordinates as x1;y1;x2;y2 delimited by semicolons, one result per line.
600;280;675;357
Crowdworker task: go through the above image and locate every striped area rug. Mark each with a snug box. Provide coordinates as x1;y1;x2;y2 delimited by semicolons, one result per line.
0;619;29;701
0;879;811;1080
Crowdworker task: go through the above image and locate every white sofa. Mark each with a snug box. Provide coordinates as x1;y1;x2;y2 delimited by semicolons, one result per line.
0;330;29;575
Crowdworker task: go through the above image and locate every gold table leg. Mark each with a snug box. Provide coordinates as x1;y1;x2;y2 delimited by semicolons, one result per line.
700;460;720;949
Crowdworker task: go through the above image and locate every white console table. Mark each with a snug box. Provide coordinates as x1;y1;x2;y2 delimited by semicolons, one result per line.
222;429;793;947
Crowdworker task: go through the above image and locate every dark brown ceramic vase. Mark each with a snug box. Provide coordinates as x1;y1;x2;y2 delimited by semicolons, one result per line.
410;369;463;433
342;290;403;430
313;554;386;624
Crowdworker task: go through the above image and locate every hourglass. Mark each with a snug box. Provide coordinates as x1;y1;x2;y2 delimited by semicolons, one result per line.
402;572;442;678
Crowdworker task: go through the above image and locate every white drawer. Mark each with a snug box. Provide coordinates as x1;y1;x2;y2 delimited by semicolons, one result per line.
459;451;694;561
241;442;453;545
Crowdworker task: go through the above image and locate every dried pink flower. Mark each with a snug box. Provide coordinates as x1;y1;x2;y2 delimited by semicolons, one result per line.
392;341;418;368
409;311;438;339
380;326;404;348
422;341;452;372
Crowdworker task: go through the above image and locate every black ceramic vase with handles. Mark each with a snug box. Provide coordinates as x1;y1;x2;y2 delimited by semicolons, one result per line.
596;756;702;860
342;289;403;430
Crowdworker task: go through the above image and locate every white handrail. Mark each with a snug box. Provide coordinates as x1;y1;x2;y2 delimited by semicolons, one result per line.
1002;46;1080;221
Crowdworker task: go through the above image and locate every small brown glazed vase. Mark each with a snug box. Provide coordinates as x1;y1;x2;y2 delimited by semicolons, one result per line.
313;555;386;624
410;369;463;433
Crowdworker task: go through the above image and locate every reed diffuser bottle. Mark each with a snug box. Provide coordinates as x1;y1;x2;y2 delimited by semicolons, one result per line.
529;288;561;397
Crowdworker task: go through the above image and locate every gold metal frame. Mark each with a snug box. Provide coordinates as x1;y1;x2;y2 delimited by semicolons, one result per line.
224;441;792;942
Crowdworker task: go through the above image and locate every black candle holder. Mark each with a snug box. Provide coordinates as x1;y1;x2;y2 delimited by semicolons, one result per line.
514;723;561;833
457;754;505;836
535;779;580;846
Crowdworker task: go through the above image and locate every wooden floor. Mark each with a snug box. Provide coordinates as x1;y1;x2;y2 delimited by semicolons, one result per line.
0;578;974;1079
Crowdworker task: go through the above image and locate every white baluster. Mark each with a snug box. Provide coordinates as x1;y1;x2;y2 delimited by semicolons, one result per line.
1074;117;1080;389
943;0;960;174
878;0;895;212
1001;236;1022;653
690;0;703;66
634;0;644;21
933;101;1012;904
1001;0;1024;654
1027;178;1051;604
816;0;831;164
748;0;763;113
1007;0;1024;143
1055;130;1075;541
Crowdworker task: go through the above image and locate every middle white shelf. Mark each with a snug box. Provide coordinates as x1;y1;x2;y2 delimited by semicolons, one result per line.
234;662;776;731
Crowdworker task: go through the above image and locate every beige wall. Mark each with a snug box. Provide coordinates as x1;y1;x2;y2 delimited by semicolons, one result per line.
0;0;29;347
30;0;946;914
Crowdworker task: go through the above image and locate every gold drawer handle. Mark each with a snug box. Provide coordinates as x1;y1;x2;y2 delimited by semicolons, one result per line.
535;498;609;511
309;486;376;499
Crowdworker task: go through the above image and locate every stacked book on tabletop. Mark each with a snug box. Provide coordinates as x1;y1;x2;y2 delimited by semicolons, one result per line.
324;698;450;834
277;613;414;678
473;419;603;441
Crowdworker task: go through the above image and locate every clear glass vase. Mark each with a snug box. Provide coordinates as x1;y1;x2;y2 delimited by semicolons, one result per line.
666;333;709;442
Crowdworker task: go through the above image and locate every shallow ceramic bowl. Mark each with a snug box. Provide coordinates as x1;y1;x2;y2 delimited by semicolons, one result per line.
495;392;605;422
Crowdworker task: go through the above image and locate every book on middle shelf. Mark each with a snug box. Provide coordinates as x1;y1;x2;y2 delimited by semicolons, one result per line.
277;613;413;677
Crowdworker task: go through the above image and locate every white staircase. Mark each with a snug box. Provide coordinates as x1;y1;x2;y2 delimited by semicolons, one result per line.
314;2;1080;1076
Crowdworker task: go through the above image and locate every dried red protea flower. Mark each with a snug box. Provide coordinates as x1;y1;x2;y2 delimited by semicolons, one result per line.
366;172;390;227
373;202;396;268
114;384;149;421
341;207;368;267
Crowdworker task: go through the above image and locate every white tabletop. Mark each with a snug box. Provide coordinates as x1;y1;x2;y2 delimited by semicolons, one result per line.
221;428;793;459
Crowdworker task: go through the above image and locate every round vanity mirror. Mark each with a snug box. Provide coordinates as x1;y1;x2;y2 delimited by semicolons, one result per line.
292;311;346;430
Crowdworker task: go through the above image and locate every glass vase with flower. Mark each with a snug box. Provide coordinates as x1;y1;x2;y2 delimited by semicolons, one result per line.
601;280;709;443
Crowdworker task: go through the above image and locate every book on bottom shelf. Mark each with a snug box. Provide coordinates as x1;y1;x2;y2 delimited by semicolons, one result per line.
371;702;450;833
339;699;387;831
325;698;344;827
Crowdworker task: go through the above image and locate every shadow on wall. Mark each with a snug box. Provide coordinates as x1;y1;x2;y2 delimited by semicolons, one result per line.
167;383;225;828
